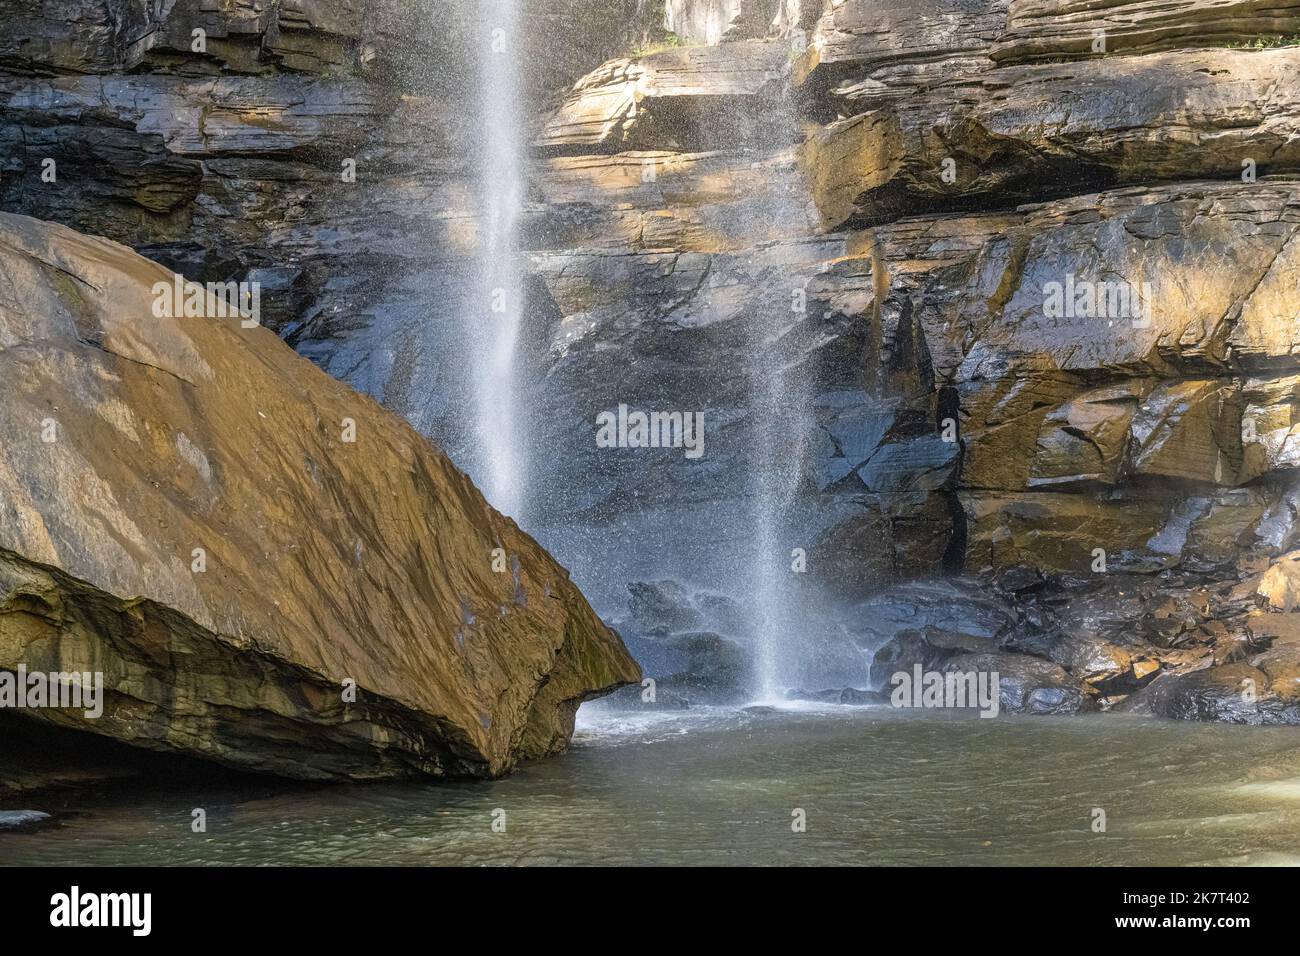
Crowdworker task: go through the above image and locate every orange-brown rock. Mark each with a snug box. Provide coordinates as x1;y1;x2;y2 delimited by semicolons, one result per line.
0;212;639;782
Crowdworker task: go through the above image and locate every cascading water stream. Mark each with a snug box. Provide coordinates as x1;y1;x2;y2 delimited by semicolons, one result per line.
750;364;805;703
746;44;813;705
471;0;527;520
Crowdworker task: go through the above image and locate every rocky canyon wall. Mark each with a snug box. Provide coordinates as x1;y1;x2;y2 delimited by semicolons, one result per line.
4;0;1300;721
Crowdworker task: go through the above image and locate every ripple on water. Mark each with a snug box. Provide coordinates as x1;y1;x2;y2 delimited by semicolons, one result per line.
5;707;1300;865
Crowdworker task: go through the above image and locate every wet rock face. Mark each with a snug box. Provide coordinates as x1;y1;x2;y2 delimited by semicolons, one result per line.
0;212;639;780
4;0;1300;729
1117;659;1300;724
609;581;755;705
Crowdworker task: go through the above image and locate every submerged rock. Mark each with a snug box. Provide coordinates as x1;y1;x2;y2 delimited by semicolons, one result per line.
0;212;639;782
0;810;51;831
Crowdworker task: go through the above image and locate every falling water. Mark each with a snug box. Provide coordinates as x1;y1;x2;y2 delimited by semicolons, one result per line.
470;0;527;519
750;320;809;703
747;38;813;704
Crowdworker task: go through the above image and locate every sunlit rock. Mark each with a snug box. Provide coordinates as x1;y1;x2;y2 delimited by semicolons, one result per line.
992;0;1300;65
800;48;1300;229
0;212;639;781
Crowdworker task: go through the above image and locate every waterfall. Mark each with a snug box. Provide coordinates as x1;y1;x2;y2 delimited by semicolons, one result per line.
749;314;810;702
746;40;813;704
470;0;527;520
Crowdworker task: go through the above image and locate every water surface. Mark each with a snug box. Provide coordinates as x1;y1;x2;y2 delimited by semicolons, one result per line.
5;706;1300;865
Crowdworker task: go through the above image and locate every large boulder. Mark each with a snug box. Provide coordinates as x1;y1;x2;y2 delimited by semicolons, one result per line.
0;212;639;782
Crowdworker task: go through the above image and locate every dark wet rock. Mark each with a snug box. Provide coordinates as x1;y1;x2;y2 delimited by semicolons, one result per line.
869;628;1000;690
1117;662;1300;724
943;652;1091;715
624;580;752;638
849;579;1016;652
787;687;888;706
658;632;750;693
599;682;692;710
1027;633;1157;692
627;580;708;635
993;566;1047;595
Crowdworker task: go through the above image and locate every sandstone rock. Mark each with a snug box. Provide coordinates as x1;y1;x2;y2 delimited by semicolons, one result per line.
807;491;956;595
991;0;1300;66
8;0;1300;735
800;48;1300;230
0;212;638;781
1253;643;1300;699
1239;375;1300;482
0;0;372;77
1037;634;1136;687
961;490;1166;574
1030;381;1146;488
795;0;1008;107
0;0;652;93
1258;551;1300;610
1128;380;1243;484
537;41;790;152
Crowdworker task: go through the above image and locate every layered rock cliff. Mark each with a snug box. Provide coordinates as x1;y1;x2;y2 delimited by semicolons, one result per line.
3;0;1300;724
